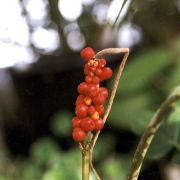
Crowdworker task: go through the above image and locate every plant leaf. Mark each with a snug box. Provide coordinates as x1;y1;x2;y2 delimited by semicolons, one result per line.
172;152;180;165
109;48;173;95
108;92;153;130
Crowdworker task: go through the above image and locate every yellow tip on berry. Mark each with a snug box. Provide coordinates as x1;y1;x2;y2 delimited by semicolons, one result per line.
91;111;99;120
84;97;92;106
88;59;94;66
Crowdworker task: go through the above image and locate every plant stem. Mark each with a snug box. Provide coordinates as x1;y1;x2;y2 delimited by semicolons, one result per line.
91;48;129;149
128;86;180;180
82;149;90;180
89;48;129;179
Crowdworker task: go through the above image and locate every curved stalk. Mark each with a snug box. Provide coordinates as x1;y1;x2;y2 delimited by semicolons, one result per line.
90;48;130;179
128;86;180;180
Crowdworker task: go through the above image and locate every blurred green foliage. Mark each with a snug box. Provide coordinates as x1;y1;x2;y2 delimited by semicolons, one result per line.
51;111;73;137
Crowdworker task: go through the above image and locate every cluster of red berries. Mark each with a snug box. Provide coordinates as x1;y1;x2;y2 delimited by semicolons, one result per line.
72;47;113;142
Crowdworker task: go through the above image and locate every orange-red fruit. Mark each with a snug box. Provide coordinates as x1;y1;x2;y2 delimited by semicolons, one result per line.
84;63;91;75
95;104;104;115
76;95;85;105
88;105;96;115
93;94;105;105
100;67;113;81
72;128;86;142
72;117;82;128
86;84;98;97
87;71;94;77
91;76;100;84
80;47;95;62
90;66;96;72
77;82;88;95
76;104;88;118
99;87;108;99
95;68;102;76
98;59;106;68
85;76;92;84
94;119;104;131
80;117;95;131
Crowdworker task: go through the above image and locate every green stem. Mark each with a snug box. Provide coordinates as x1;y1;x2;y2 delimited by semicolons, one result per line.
128;86;180;180
82;149;90;180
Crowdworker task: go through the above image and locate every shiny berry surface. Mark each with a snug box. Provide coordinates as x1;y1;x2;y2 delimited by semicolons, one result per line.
77;82;88;95
86;84;98;97
80;117;95;131
93;94;105;105
99;87;109;99
88;105;96;115
95;104;104;115
94;119;104;131
76;95;85;105
72;128;86;142
72;117;82;128
80;47;95;62
100;67;113;81
76;104;88;118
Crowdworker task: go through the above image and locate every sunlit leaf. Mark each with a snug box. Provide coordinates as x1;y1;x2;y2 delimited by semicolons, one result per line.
130;111;153;135
146;124;173;159
108;92;153;130
109;48;173;95
165;64;180;93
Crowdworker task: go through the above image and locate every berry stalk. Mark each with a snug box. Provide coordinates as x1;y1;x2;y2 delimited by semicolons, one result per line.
82;149;90;180
90;48;129;179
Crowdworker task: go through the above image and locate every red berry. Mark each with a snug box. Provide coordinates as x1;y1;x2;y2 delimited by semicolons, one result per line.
72;117;82;128
87;71;94;77
91;76;100;84
80;47;95;62
100;67;113;81
95;68;102;76
95;104;104;115
94;119;104;131
77;82;88;95
88;105;96;115
85;76;92;84
98;59;106;68
76;95;85;105
80;117;95;131
86;84;98;97
99;87;108;99
84;63;91;75
76;104;88;118
72;128;86;142
93;94;105;105
90;66;96;72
